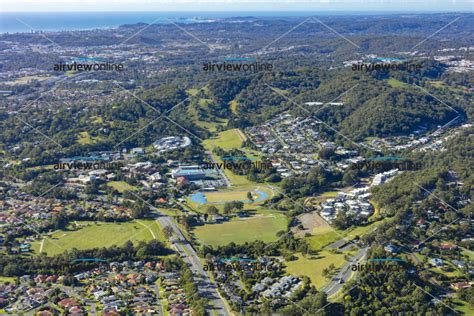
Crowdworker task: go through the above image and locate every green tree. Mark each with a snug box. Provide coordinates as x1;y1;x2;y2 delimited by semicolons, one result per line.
247;191;254;202
206;206;219;215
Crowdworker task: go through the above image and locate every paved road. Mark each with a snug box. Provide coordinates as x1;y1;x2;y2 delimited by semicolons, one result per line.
322;247;368;297
152;284;164;315
153;210;230;316
326;237;353;249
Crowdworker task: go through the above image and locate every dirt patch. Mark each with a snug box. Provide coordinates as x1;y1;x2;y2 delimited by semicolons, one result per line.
292;211;331;237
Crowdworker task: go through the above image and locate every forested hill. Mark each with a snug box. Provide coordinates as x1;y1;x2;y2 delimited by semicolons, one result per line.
207;62;471;141
371;127;473;216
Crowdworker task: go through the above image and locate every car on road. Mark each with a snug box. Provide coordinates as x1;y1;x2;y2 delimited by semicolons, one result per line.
339;279;345;284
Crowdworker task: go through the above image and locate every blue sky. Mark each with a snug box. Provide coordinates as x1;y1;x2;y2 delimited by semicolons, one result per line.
2;0;473;12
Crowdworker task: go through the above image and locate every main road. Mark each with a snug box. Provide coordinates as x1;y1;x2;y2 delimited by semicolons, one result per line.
152;207;231;316
322;246;368;297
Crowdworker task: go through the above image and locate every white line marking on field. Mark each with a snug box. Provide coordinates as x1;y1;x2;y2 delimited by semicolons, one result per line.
39;238;45;253
137;221;156;239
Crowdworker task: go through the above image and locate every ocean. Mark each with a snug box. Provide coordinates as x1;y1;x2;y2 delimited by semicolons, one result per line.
0;11;421;34
0;11;314;33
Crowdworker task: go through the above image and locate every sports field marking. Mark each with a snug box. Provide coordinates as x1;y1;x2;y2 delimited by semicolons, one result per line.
137;220;156;239
39;238;45;253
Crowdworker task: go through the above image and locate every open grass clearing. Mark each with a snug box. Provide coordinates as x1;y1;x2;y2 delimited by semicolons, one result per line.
453;298;474;315
193;212;287;246
203;128;244;151
305;230;342;251
203;128;255;186
77;131;105;145
203;128;266;187
303;214;388;251
386;78;410;88
106;181;138;193
461;247;474;261
0;276;16;284
5;75;51;85
285;251;347;289
195;119;228;133
31;220;167;256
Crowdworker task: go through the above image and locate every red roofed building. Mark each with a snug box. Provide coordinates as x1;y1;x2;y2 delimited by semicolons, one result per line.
439;242;457;251
58;298;79;309
451;281;472;291
416;218;426;226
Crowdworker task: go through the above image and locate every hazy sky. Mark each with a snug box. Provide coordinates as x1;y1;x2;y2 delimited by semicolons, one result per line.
1;0;473;12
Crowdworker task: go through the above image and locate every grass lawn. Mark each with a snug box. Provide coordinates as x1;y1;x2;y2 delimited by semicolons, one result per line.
193;213;287;246
202;128;267;188
195;119;228;133
158;280;171;316
203;189;269;204
5;75;51;85
223;169;254;186
204;190;251;203
229;100;238;114
368;200;382;221
386;78;410;88
320;191;338;198
306;230;342;251
77;131;104;145
428;80;445;88
344;218;387;240
430;265;464;278
186;186;274;213
0;276;16;284
461;247;474;261
107;181;138;193
305;216;387;251
453;298;474;315
27;164;56;171
203;128;255;186
285;251;347;289
31;220;167;256
203;128;244;151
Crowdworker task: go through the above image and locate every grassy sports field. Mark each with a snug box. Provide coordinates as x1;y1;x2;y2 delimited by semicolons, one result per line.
31;220;166;256
193;213;287;246
204;190;250;202
186;186;275;213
